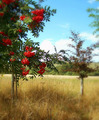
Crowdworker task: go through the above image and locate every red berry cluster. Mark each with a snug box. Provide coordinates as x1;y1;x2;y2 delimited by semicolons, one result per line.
2;0;15;5
9;51;15;62
0;31;16;63
25;46;33;51
24;46;35;57
24;51;35;57
0;12;4;16
2;38;12;45
0;32;12;46
0;32;15;61
10;58;15;62
11;17;15;21
32;16;43;23
21;67;30;76
22;70;29;76
21;58;30;65
9;51;14;55
18;29;22;33
31;9;44;23
20;46;36;76
20;15;25;21
38;62;46;75
31;9;44;16
0;31;8;37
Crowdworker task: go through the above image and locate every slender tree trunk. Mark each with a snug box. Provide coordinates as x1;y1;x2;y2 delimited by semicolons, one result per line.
80;78;84;96
12;71;14;101
15;74;17;100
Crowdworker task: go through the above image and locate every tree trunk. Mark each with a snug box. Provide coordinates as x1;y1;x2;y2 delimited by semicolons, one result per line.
15;74;17;100
12;71;14;101
80;78;84;96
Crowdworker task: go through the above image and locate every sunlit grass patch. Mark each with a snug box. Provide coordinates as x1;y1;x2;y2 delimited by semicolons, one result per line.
0;75;99;120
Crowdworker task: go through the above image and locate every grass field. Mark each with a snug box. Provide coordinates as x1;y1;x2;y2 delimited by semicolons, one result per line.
0;75;99;120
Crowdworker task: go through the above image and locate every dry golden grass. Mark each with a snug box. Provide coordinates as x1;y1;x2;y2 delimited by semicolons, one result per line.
0;75;99;120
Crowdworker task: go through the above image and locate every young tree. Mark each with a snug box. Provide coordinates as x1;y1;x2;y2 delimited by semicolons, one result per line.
68;31;94;95
0;0;56;100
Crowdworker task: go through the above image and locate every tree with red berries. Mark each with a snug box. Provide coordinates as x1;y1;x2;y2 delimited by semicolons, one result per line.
0;0;56;100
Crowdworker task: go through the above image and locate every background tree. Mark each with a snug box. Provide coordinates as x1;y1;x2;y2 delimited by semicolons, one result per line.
87;0;99;47
67;31;94;95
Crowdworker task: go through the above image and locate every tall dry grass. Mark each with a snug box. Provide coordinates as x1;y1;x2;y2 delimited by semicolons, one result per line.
0;75;99;120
